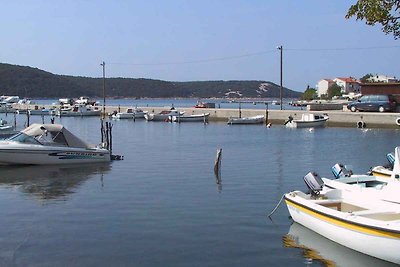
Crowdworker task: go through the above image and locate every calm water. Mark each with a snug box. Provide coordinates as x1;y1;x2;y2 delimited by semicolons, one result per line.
0;114;398;267
32;98;303;110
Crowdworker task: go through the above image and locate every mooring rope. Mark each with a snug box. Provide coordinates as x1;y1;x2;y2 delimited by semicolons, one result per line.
267;193;285;218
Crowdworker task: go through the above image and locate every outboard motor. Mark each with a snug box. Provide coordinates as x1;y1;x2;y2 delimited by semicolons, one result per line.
331;163;352;179
303;172;324;196
283;115;293;126
387;153;395;168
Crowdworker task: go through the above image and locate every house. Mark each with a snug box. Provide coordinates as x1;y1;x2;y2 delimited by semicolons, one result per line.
367;74;398;83
333;77;361;94
316;79;335;97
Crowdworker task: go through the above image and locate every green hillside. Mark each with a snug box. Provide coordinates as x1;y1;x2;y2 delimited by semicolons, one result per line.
0;63;301;98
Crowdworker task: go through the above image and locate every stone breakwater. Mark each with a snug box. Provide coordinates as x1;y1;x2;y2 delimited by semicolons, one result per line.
12;104;400;128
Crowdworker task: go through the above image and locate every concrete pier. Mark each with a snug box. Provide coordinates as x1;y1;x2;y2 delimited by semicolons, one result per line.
131;106;400;128
12;104;400;128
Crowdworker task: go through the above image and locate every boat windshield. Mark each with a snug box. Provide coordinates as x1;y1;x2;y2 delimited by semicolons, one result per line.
7;132;42;145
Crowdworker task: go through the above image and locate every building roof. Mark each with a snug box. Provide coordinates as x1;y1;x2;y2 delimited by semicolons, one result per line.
335;77;359;83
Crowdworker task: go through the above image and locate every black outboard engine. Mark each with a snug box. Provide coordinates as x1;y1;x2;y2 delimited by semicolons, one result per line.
303;172;324;196
331;163;352;179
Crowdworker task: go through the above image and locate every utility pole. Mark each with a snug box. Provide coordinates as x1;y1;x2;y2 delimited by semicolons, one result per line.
101;61;106;119
277;45;283;110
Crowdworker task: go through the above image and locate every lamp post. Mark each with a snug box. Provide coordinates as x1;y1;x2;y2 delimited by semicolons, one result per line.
100;61;106;119
277;45;283;110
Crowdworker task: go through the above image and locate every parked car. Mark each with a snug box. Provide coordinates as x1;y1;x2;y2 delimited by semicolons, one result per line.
347;94;397;112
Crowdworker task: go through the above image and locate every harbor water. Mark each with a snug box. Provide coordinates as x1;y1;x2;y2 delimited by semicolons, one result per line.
0;114;398;266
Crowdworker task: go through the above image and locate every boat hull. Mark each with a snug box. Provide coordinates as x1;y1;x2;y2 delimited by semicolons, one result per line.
286;119;328;128
285;193;400;264
57;110;101;117
171;113;209;122
227;115;264;125
114;112;147;119
0;145;110;165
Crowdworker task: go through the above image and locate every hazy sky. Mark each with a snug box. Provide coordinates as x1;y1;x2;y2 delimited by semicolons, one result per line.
1;0;399;92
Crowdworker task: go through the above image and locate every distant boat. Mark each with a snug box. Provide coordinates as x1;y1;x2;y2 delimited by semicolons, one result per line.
284;113;328;128
227;115;264;125
144;108;184;121
56;105;101;117
170;113;210;122
0;119;13;131
112;108;148;119
194;101;216;108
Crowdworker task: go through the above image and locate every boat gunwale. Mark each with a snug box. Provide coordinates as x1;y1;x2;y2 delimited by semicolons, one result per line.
284;194;400;237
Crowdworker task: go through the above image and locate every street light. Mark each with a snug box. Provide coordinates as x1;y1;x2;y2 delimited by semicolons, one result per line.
100;61;106;119
277;45;283;110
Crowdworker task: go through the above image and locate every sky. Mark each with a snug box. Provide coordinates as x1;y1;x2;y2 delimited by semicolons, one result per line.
0;0;399;92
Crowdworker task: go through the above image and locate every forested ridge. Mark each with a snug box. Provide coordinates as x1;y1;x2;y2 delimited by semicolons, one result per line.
0;63;301;98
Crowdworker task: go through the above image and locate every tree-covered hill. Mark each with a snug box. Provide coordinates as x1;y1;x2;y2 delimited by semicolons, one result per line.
0;63;302;98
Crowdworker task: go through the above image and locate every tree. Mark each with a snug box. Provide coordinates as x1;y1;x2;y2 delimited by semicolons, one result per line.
328;84;342;99
360;73;374;83
301;86;317;100
346;0;400;39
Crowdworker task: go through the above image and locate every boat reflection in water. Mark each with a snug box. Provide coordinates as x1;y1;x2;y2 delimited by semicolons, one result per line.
0;163;111;201
283;222;398;267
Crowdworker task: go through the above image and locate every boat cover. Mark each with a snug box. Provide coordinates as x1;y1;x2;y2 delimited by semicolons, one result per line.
21;123;92;149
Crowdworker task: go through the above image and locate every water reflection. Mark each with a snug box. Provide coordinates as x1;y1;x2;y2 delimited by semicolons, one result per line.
283;223;397;267
0;163;111;200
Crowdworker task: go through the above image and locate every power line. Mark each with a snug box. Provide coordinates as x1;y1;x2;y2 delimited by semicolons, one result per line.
286;45;400;51
108;45;400;66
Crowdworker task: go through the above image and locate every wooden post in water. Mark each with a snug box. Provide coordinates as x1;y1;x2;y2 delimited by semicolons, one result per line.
13;112;16;129
26;109;30;127
265;102;269;126
239;102;242;118
214;148;222;175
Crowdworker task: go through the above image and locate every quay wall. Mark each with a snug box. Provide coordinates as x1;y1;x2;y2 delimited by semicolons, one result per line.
119;106;400;128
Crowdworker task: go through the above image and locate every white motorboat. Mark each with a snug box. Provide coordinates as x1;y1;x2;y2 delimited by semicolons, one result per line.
284;113;328;128
56;105;101;117
112;108;148;119
369;153;394;179
227;115;264;125
170;113;210;122
144;108;184;121
284;153;400;264
26;106;54;116
0;103;16;113
0;119;13;131
0;123;110;165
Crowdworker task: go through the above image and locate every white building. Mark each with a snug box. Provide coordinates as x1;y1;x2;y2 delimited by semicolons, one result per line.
316;79;335;97
367;74;398;83
333;77;361;94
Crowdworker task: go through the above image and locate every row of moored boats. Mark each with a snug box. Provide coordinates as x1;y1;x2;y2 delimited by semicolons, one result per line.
282;147;400;264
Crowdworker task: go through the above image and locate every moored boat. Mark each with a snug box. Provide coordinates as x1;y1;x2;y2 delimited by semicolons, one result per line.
227;115;264;125
284;148;400;264
284;113;329;128
112;108;148;119
0;119;13;131
170;113;210;122
0;123;110;165
144;108;184;121
56;105;101;117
